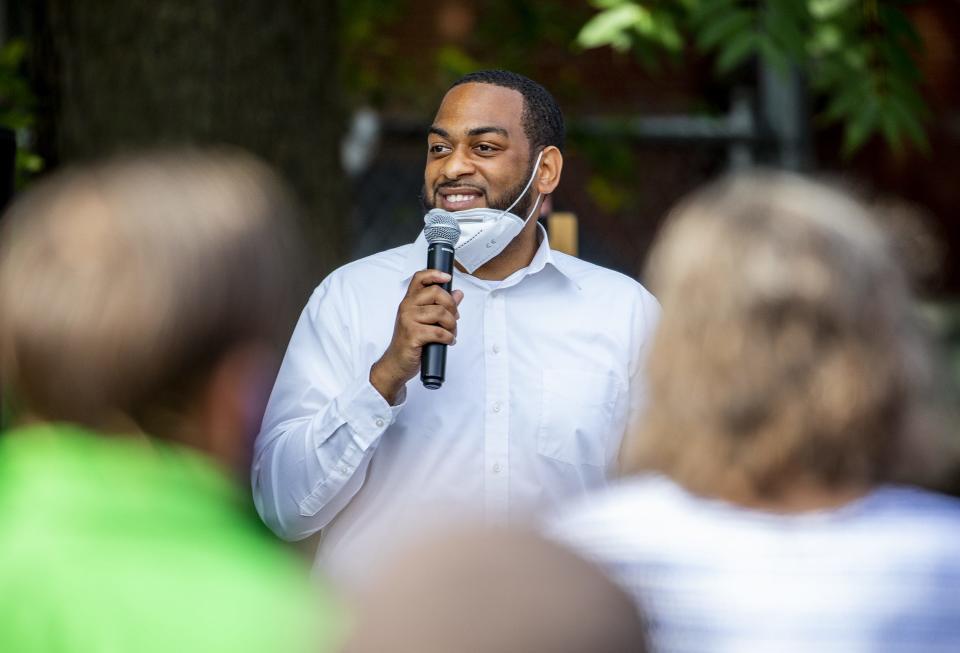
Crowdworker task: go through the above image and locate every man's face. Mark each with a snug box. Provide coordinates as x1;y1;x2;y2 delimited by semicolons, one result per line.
422;83;535;215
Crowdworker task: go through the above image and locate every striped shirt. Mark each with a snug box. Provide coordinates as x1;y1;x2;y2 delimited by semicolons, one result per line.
549;474;960;653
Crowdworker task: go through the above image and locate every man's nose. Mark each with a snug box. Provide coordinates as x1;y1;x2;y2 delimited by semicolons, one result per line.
440;146;475;180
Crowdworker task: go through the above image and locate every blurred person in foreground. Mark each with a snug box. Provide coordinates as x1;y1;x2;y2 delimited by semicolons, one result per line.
345;527;646;653
0;150;339;653
550;171;960;652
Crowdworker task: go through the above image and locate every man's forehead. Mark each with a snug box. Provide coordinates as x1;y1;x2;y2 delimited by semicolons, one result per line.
431;83;524;137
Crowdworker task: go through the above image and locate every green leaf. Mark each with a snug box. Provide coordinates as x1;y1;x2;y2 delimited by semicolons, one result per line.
643;10;684;52
591;0;630;9
808;23;844;56
842;100;879;157
0;40;26;69
578;3;646;50
821;78;869;124
716;31;759;74
657;24;684;51
765;0;809;57
885;74;930;118
879;104;903;150
689;0;736;30
808;0;855;20
886;92;930;152
841;44;869;71
628;5;660;37
696;9;754;51
17;151;43;174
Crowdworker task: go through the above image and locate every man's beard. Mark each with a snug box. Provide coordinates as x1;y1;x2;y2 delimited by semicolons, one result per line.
420;160;537;216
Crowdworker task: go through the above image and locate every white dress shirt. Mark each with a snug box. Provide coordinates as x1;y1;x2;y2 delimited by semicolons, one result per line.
252;226;659;584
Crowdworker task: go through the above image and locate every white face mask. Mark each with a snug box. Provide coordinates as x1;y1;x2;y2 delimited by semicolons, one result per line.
424;150;544;274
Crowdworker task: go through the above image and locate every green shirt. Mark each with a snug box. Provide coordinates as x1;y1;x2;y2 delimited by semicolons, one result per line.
0;423;338;652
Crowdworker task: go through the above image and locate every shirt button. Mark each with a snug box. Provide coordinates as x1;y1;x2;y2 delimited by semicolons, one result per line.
339;465;349;474
492;462;501;473
492;401;502;413
492;344;500;354
375;418;384;427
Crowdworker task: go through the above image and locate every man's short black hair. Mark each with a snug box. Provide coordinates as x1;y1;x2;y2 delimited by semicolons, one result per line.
449;70;565;153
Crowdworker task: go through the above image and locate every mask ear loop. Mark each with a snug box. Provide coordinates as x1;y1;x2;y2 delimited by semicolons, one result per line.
498;149;545;223
450;149;546;252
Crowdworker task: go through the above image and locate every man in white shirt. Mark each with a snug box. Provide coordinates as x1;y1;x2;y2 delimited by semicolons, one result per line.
253;69;659;583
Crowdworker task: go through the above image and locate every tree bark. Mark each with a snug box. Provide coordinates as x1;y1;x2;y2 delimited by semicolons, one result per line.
31;0;346;273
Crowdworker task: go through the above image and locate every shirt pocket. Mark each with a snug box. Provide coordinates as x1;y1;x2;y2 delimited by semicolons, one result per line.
537;369;622;467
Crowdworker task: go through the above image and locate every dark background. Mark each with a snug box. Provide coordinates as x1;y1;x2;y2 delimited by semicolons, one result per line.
1;0;958;291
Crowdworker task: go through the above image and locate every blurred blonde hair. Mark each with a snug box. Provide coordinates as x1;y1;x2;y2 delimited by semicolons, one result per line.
0;148;306;437
627;171;936;502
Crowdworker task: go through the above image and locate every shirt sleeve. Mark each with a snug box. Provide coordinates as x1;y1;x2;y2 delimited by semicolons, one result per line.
251;277;403;541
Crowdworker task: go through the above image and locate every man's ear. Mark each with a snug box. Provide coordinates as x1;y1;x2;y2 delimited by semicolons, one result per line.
534;146;563;196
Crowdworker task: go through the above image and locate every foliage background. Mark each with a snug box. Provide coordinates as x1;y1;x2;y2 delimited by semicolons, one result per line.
1;0;957;288
580;0;930;155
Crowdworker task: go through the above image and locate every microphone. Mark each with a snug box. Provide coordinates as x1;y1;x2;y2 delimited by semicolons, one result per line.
421;212;461;390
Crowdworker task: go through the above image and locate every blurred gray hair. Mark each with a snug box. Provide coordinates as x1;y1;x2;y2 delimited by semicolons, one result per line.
345;527;647;653
0;148;306;436
627;170;945;501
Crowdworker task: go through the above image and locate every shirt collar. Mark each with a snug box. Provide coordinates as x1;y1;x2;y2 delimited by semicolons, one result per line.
402;222;581;289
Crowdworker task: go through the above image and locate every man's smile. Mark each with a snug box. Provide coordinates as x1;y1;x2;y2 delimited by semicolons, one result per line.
436;186;485;211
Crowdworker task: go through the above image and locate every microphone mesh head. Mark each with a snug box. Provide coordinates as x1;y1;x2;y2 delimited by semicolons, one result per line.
424;212;461;245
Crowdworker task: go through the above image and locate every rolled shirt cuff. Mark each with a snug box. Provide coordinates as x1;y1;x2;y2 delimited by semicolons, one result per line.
337;376;406;451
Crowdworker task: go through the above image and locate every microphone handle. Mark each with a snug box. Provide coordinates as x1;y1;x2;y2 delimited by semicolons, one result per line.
421;243;455;389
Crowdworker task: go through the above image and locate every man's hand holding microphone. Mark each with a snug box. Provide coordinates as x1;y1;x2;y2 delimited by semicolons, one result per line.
370;214;462;404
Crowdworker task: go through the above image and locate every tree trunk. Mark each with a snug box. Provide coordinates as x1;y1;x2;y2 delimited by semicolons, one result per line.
30;0;346;274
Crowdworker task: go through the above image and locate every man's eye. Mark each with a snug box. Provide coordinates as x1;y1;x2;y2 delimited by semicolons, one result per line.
475;144;496;153
429;144;449;154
